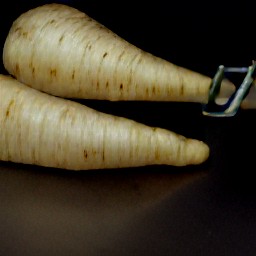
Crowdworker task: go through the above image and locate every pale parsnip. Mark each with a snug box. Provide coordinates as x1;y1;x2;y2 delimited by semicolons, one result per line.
0;75;209;170
3;3;213;103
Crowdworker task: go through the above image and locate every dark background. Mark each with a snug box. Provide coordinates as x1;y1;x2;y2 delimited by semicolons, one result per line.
1;1;256;255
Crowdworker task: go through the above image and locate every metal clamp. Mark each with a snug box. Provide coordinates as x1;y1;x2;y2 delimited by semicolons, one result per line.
202;61;256;117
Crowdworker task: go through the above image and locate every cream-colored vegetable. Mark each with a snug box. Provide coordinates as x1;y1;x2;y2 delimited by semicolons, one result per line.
0;75;209;170
3;3;213;103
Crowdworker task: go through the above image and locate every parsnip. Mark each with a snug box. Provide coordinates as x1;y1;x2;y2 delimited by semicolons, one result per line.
3;3;213;103
0;74;209;170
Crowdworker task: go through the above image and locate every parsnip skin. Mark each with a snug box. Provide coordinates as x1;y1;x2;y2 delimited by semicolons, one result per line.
3;3;212;103
0;75;209;170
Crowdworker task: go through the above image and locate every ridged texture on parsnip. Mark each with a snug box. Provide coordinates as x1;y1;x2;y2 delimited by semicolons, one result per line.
0;75;209;170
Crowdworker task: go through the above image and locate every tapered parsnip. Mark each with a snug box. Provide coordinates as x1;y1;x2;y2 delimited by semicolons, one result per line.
0;75;209;170
3;3;214;103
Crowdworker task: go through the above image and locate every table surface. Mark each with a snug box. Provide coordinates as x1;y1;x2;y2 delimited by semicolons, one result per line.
1;145;256;256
